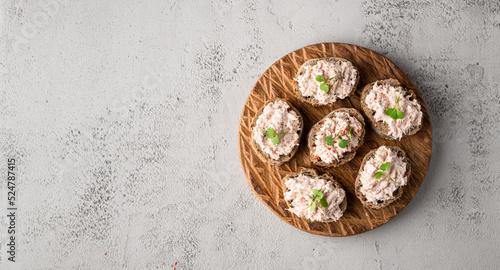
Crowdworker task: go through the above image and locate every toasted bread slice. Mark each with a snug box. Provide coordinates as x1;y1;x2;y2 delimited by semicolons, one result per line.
355;146;412;209
251;98;303;166
360;79;422;140
307;108;366;167
282;167;347;222
294;57;359;106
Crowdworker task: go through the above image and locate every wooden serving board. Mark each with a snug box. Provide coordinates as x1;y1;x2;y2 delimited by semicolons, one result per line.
238;43;432;236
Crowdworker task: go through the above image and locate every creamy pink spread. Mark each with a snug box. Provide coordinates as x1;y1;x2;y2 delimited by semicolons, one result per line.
313;112;363;163
358;146;408;203
297;60;358;105
365;82;423;139
284;173;345;222
253;100;301;160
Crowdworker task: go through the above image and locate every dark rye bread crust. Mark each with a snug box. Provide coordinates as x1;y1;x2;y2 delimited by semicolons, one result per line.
307;108;366;167
355;146;412;209
360;79;422;140
282;167;347;223
251;98;304;166
294;57;360;107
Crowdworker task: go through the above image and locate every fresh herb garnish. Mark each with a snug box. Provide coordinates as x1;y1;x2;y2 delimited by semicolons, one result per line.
308;188;328;211
385;91;404;119
315;74;339;93
323;127;354;149
347;127;353;141
266;128;289;145
374;162;396;182
324;136;334;146
338;139;349;149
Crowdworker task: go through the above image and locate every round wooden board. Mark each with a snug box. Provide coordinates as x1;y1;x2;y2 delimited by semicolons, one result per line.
238;43;432;237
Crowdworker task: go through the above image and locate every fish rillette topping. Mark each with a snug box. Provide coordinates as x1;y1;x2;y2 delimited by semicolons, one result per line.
365;82;423;139
253;100;301;160
297;60;358;105
313;112;363;164
284;173;345;222
359;146;408;203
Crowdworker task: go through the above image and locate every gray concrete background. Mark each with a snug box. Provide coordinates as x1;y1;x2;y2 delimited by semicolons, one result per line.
1;0;499;269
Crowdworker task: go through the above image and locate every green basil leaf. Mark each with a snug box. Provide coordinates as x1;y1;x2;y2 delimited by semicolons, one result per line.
375;171;384;179
338;139;349;149
319;198;328;207
390;109;398;119
324;136;334;146
272;136;279;145
315;75;324;82
385;108;394;117
319;83;329;93
310;202;317;210
266;128;275;138
380;162;391;171
396;109;404;119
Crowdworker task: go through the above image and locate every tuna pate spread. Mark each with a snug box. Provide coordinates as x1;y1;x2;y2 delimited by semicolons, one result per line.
313;112;363;164
358;146;408;204
253;100;301;160
297;60;358;105
284;173;345;222
365;82;422;139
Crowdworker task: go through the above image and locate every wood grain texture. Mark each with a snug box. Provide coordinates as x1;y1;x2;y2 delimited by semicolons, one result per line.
238;43;432;237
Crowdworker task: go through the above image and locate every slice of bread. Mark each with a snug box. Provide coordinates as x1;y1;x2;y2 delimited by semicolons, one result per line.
360;79;422;140
307;108;366;167
282;167;347;223
294;57;359;107
355;146;412;209
251;98;304;166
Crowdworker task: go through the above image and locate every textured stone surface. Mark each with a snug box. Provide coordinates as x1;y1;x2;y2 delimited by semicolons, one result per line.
1;0;499;269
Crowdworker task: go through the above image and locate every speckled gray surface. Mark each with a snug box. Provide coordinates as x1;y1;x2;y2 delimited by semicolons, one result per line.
1;0;500;269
